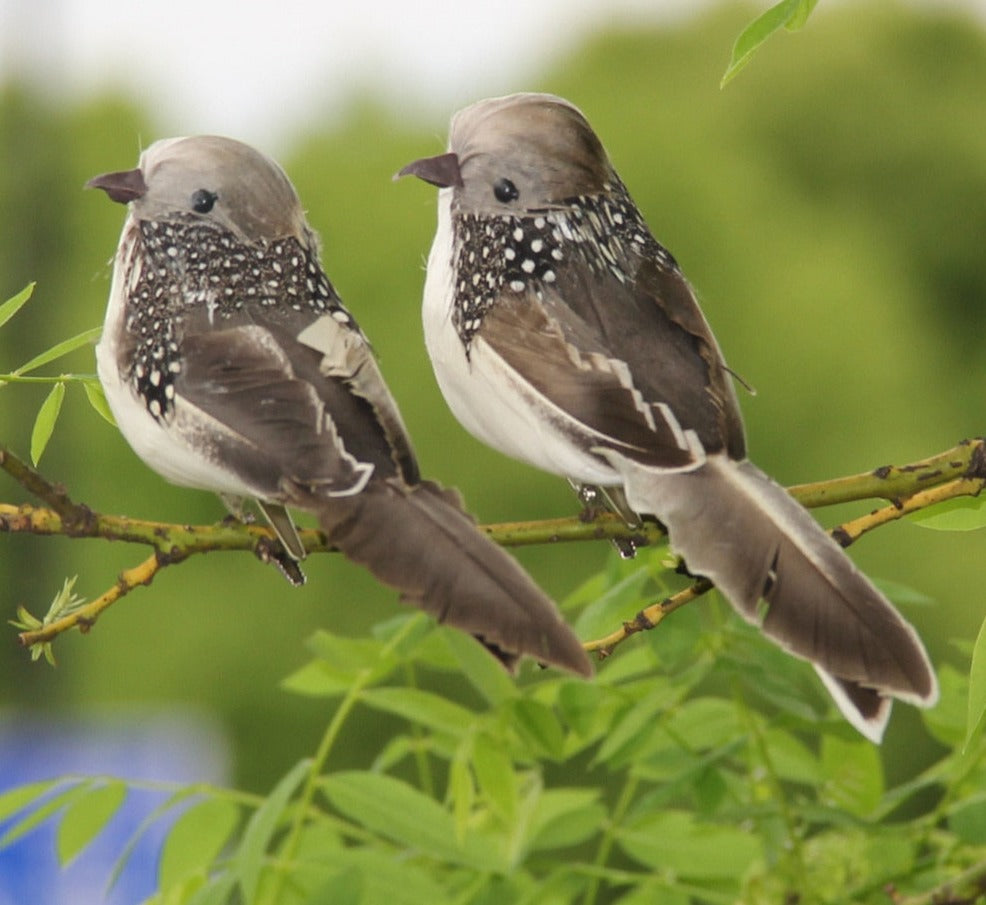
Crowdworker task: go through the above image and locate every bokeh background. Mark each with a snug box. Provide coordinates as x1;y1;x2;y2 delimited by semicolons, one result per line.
1;0;986;898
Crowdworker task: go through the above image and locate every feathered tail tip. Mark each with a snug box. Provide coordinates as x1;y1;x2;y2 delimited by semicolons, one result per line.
615;454;938;743
314;478;592;677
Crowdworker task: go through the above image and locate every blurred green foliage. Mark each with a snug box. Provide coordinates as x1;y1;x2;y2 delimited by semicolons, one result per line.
1;0;985;821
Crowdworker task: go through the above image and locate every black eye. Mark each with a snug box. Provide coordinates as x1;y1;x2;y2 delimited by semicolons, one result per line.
190;189;217;213
493;177;519;203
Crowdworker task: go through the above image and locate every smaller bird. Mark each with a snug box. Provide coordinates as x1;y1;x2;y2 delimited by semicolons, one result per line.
88;134;591;677
398;93;937;741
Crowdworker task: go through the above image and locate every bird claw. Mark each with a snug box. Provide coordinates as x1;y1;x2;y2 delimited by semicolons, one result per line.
254;536;306;586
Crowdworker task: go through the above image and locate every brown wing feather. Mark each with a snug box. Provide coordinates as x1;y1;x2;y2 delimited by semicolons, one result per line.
175;323;378;500
480;291;700;469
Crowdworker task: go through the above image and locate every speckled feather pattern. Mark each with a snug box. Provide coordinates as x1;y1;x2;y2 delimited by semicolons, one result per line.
450;181;676;352
122;217;357;421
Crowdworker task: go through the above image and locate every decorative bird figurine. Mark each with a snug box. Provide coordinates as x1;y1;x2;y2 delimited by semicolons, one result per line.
398;92;936;740
88;134;591;677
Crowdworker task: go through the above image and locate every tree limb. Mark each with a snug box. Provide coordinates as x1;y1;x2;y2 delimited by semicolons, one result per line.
2;439;984;656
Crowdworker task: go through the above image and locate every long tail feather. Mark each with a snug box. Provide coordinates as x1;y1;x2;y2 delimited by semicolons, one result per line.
314;479;592;677
618;454;937;742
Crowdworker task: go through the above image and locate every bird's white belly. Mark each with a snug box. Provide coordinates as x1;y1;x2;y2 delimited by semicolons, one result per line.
421;191;620;487
96;334;255;498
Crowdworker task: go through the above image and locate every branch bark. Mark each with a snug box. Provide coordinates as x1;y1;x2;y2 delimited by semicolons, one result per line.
2;439;984;656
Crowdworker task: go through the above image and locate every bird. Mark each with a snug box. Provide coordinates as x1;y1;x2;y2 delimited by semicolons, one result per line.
397;92;937;741
87;134;591;677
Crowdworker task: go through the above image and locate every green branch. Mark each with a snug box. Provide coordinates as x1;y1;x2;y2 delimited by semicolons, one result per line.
2;439;984;657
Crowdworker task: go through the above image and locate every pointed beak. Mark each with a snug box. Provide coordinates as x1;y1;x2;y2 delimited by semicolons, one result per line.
395;152;462;188
85;167;148;204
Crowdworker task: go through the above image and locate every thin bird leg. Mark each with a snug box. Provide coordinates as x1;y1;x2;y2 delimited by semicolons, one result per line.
568;480;649;558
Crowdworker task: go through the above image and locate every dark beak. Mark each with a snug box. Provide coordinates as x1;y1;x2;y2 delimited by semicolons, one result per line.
395;152;462;188
85;168;148;204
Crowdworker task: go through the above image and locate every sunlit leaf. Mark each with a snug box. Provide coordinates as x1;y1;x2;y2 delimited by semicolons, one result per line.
231;758;310;903
281;660;351;699
508;698;564;760
820;735;883;817
31;380;66;464
616;810;760;879
185;874;236;905
56;781;127;866
0;283;35;330
922;664;968;748
0;780;59;825
107;787;201;896
722;0;818;87
526;788;604;851
320;770;503;871
361;686;474;737
82;377;117;426
442;627;518;706
448;750;474;843
159;798;241;892
315;848;447;905
591;682;680;767
304;867;363;905
0;782;87;849
472;733;517;822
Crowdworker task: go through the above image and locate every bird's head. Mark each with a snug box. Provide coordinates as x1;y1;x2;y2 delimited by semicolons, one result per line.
397;92;615;216
87;135;308;244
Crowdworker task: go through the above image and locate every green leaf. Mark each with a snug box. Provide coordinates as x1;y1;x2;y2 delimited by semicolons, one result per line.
0;782;86;849
910;495;986;532
106;788;201;896
315;848;448;905
448;750;474;843
232;758;311;903
281;660;352;699
304;867;363;905
472;733;518;821
613;882;690;905
185;874;237;905
922;663;968;747
0;283;35;330
949;794;986;844
592;682;681;767
56;781;127;866
721;0;815;87
320;770;502;870
526;788;604;851
442;627;518;706
616;810;760;879
508;698;564;760
82;378;117;426
0;779;59;824
556;679;604;737
159;797;241;891
31;380;66;465
820;735;883;817
14;326;102;376
361;686;475;737
761;728;821;785
572;566;651;641
966;615;986;748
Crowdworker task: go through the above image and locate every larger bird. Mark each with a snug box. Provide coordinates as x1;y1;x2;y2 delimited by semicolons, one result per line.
398;92;937;741
88;134;590;677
